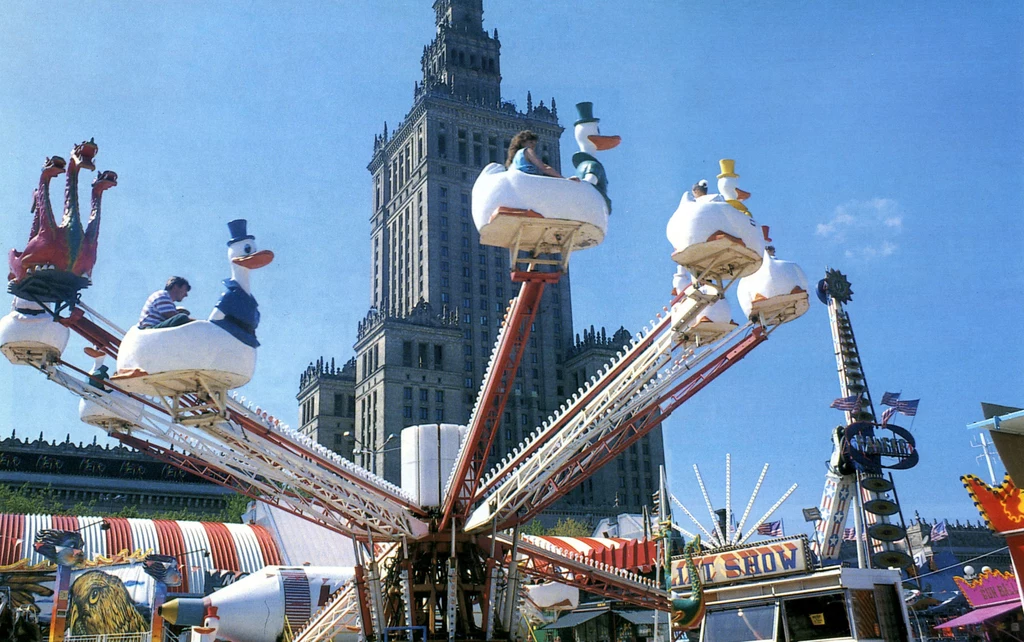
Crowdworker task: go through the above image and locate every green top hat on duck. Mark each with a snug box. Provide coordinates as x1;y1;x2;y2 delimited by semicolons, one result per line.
572;102;621;212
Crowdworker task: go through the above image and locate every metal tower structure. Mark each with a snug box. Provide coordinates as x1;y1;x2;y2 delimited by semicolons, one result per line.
813;268;912;570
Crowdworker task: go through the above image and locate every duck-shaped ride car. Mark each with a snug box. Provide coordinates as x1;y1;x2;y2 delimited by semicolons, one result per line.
666;159;765;280
471;102;619;259
112;220;273;396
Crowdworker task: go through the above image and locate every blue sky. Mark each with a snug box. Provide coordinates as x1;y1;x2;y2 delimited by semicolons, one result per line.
1;2;1021;537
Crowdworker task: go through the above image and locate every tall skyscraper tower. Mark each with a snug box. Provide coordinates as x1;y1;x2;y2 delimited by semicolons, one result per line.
298;0;663;524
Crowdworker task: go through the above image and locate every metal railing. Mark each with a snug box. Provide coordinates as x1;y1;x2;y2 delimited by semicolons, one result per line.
63;633;151;642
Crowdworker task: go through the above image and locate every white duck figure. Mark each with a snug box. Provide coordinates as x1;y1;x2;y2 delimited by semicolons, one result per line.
665;158;765;280
0;297;70;366
736;240;810;326
113;219;273;396
570;101;621;212
470;102;618;255
716;159;752;216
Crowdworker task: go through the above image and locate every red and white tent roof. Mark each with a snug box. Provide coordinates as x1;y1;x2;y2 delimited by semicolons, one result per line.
0;513;281;594
528;535;659;573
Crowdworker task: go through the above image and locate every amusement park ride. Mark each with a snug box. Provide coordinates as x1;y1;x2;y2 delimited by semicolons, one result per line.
1;105;813;642
810;270;916;571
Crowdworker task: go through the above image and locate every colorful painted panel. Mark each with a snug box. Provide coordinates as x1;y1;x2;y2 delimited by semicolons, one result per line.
0;514;281;598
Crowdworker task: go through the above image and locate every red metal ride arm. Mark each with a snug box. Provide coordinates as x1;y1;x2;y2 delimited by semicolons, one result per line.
61;307;120;358
439;271;559;530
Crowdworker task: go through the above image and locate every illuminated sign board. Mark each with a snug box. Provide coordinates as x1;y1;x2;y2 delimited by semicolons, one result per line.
671;536;809;588
844;422;919;472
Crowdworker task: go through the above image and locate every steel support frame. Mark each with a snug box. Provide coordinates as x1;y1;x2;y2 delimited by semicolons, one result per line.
67;309;427;518
470;283;724;507
45;363;427;540
441;272;558;529
484;326;767;530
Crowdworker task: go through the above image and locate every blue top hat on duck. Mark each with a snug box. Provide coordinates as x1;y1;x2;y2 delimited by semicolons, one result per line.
209;219;274;348
571;102;620;212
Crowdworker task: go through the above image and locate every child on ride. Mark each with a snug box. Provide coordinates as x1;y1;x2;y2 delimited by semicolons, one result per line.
505;130;575;179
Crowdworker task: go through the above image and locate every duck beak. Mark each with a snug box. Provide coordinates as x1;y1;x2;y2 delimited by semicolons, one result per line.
735;188;751;201
232;249;274;269
588;134;621;151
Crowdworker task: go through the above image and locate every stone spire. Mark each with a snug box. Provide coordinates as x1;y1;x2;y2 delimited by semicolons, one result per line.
422;0;502;105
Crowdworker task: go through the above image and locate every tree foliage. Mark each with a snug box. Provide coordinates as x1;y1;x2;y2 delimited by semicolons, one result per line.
0;484;249;523
548;517;591;537
520;517;592;537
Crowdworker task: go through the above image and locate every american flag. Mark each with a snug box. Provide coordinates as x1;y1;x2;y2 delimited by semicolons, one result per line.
880;392;901;406
893;399;920;417
830;395;861;412
757;520;783;537
931;520;949;542
843;528;857;541
881;407;898;426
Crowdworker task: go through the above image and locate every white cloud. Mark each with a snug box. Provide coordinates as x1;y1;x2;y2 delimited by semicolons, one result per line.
844;241;898;259
818;198;903;260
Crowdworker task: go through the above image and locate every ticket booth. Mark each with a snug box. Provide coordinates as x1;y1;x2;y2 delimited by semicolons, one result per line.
696;567;910;642
672;537;913;642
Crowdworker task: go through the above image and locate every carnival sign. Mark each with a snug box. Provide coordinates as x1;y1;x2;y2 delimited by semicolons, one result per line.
671;536;809;588
844;422;919;472
955;569;1019;608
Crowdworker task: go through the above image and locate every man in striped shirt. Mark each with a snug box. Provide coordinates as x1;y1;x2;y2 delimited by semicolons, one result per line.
139;276;192;329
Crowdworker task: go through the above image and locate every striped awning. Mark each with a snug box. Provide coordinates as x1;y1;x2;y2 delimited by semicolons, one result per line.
529;535;659;572
0;513;281;594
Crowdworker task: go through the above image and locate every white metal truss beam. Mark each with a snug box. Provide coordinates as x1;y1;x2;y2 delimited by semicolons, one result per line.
44;364;428;539
471;284;718;503
466;289;755;531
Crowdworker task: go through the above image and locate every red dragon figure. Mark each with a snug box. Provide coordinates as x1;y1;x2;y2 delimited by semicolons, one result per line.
8;139;117;303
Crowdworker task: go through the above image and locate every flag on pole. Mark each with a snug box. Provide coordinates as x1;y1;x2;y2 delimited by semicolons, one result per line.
757;520;783;537
913;550;928;569
843;528;857;541
881;407;898;426
931;520;949;542
893;399;920;417
881;392;901;406
830;395;862;412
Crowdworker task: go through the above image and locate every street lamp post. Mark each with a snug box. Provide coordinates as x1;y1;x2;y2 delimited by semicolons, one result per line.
343;432;398;475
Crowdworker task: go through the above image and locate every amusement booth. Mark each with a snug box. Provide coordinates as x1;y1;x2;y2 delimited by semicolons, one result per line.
671;537;912;642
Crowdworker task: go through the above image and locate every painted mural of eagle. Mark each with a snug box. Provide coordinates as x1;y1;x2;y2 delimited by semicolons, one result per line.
0;560;54;611
67;571;148;636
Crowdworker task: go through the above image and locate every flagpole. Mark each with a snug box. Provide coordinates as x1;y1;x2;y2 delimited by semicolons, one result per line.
853;475;868;568
946;521;955;567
